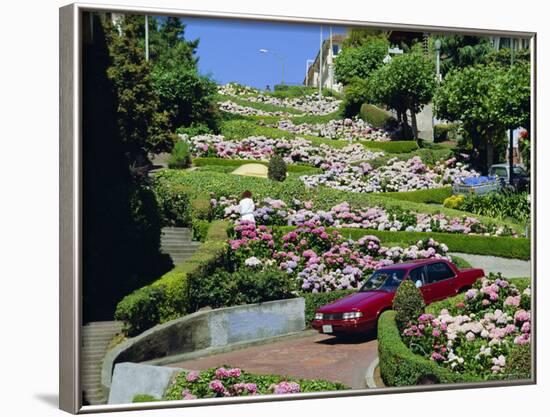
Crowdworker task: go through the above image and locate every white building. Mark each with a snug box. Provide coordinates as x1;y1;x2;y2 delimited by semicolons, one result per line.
304;33;346;93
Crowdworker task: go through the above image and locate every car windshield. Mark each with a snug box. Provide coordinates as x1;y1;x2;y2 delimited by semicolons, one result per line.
360;269;406;292
513;166;527;176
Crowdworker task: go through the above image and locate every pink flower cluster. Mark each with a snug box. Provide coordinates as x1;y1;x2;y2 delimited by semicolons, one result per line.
270;381;301;394
402;276;531;378
229;221;450;292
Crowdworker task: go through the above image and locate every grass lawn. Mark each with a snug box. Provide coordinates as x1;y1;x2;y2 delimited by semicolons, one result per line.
217;94;303;115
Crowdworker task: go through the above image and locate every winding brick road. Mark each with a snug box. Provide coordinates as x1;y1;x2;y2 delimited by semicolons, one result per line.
167;330;378;389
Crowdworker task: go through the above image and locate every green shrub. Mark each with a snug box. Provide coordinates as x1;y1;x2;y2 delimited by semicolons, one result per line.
383;187;453;204
191;219;210;241
153;181;191;227
361;141;419;153
377;310;470;386
393;280;426;331
268;155;287;182
114;221;229;336
460;191;531;224
132;394;159;403
504;343;532;380
191;195;212;220
301;290;357;327
114;286;167;336
175;122;213;138
443;194;465;209
188;266;296;312
167;140;192;169
433;123;460;143
220;119;293;140
360;103;395;128
290;110;343;125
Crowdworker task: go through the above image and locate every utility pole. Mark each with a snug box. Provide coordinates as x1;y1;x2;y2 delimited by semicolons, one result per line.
145;15;149;61
319;25;323;98
508;39;515;186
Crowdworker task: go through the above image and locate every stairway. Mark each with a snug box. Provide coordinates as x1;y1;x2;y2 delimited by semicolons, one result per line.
81;321;123;405
161;227;202;265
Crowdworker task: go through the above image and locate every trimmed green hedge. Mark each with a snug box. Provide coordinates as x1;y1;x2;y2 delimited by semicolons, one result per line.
192;157;322;174
301;290;357;327
361;141;419;153
218;94;302;115
114;221;229;336
378;310;476;386
382;187;453;204
290;110;343;125
220;119;294;140
276;226;530;260
359;103;394;128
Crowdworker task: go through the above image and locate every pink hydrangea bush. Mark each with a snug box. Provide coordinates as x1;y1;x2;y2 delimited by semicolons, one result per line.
229;221;450;292
401;275;531;379
210;197;516;237
301;156;479;193
163;366;347;401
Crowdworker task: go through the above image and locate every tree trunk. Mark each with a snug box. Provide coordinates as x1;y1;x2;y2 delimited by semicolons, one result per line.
400;109;410;140
410;107;419;142
486;139;494;175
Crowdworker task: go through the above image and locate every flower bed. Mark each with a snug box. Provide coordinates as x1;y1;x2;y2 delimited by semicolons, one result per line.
187;134;384;167
218;83;342;115
228;221;450;293
401;275;531;379
301;156;478;193
274;118;391;141
163;366;348;400
211;197;516;237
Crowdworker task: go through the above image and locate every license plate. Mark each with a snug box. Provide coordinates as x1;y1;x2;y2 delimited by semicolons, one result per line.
322;325;333;333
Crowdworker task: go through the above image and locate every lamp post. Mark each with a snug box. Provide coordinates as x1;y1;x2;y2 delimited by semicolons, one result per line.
259;49;285;86
434;38;441;82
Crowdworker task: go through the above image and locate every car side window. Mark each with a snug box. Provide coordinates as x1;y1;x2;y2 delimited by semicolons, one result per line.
426;262;455;283
409;266;427;287
494;167;507;178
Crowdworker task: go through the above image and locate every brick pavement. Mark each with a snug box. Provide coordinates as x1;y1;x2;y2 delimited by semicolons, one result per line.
167;331;378;389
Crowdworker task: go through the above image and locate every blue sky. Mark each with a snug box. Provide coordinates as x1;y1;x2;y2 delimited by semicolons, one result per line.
176;17;347;89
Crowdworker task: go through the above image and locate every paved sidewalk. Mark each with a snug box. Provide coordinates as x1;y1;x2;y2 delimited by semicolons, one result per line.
450;252;531;278
166;331;378;389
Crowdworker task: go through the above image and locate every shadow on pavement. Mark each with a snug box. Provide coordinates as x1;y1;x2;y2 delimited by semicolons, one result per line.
314;330;377;345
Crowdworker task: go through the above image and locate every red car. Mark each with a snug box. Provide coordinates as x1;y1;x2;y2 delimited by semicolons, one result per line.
311;258;484;336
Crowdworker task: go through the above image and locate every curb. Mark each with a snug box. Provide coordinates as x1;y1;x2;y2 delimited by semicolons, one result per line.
365;356;379;389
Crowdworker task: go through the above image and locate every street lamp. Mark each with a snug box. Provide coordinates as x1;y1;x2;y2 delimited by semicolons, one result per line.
259;49;285;86
434;39;441;82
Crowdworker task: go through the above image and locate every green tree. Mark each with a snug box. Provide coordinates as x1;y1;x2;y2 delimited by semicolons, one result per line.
105;15;172;160
434;63;530;172
149;17;219;132
438;35;493;76
334;36;389;85
369;52;436;140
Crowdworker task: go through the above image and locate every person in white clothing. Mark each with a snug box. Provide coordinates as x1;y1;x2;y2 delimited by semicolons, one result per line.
239;190;256;223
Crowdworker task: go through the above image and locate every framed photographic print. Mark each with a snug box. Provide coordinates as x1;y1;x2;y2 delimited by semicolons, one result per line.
59;2;536;413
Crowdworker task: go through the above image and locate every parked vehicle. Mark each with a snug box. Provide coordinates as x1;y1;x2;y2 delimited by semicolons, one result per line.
489;163;530;192
311;259;484;336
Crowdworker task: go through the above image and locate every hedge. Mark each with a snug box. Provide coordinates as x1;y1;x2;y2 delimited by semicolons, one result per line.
220;119;294;140
381;187;453;204
192;157;322;174
359;103;394;128
275;226;530;260
290;110;343;125
361;141;419;153
301;289;357;327
378;310;477;386
114;221;230;336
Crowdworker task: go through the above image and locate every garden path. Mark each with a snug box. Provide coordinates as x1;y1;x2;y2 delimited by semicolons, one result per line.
449;252;531;278
231;163;268;178
166;331;378;389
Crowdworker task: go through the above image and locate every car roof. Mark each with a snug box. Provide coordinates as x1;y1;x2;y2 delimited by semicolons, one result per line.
377;258;445;271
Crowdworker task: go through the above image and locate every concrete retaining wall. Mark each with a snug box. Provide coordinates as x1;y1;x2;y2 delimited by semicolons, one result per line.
102;297;305;397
